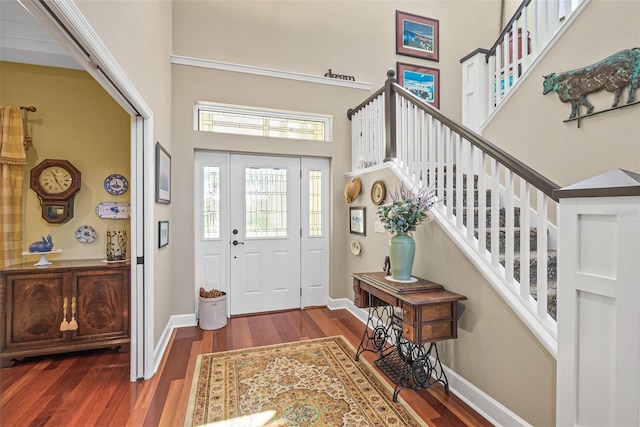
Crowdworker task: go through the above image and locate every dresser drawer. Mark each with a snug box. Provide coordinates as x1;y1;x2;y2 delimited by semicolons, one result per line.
402;302;453;323
402;320;454;343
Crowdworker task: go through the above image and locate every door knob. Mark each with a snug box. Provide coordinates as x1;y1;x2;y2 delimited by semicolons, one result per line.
232;240;244;246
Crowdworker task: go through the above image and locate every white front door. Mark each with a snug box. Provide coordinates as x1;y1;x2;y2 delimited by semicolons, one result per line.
195;152;327;317
229;155;301;315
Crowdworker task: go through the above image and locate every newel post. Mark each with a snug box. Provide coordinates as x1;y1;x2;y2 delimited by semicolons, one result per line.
554;169;640;426
460;49;490;132
384;69;397;162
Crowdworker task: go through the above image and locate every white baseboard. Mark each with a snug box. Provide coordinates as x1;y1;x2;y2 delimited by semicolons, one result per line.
328;297;529;427
153;313;197;373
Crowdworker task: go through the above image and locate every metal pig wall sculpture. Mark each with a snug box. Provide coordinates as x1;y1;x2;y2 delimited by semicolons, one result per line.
543;48;640;120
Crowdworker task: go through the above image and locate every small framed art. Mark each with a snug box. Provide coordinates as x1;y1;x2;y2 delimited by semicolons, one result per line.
397;62;440;109
396;11;439;62
159;221;169;248
156;142;171;204
349;207;366;236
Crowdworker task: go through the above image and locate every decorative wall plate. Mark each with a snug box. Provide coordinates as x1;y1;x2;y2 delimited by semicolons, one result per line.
104;174;128;195
350;240;362;256
371;180;386;205
96;202;131;219
75;225;97;244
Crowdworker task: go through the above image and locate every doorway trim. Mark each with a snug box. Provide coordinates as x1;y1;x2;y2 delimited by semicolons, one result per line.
20;0;155;381
194;151;330;318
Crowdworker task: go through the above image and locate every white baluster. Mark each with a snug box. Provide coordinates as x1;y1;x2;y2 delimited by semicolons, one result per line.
490;159;500;267
505;169;515;283
477;151;487;257
536;190;549;318
520;178;531;300
445;128;454;219
465;141;475;243
455;133;464;230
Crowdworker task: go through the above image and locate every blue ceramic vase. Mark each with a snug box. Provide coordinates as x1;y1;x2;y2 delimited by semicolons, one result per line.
389;232;415;281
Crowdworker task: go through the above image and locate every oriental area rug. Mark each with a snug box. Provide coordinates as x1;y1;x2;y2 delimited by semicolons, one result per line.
184;335;428;427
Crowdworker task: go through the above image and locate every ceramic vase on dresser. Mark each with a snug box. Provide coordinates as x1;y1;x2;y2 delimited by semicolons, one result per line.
389;232;415;281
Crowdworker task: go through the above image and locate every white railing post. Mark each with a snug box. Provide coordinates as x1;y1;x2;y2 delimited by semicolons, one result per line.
556;169;640;426
460;49;490;132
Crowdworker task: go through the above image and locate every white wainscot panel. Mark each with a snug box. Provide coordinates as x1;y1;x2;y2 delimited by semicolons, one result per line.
577;214;617;279
577;289;615;426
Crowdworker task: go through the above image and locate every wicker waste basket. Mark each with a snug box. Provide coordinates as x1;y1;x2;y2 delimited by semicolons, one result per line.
198;289;227;330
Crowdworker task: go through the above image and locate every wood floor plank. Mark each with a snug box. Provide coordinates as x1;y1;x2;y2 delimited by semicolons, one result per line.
0;307;492;426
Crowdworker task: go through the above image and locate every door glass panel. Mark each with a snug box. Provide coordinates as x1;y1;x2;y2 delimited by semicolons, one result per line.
309;170;322;236
203;165;220;239
245;167;288;238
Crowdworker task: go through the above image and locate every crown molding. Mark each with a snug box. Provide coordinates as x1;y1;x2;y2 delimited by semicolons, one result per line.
171;55;372;91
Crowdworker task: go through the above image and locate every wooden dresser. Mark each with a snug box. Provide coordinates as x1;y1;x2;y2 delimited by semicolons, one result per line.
1;259;130;368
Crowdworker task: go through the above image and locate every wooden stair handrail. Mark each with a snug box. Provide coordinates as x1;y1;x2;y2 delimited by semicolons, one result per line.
348;70;561;201
485;0;532;61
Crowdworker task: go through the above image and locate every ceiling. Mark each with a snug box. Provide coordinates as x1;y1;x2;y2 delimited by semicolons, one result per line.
0;0;80;69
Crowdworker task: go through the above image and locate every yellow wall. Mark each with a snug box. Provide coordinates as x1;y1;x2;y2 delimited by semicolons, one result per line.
0;62;130;262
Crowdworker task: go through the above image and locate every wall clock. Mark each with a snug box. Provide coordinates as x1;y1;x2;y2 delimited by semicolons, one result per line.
371;180;386;205
30;159;81;223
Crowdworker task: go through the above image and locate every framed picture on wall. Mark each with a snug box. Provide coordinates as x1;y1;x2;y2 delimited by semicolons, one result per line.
396;11;439;61
156;142;171;204
349;207;366;236
397;62;440;109
158;221;169;248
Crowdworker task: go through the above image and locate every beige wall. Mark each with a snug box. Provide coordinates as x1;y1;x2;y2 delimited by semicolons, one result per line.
168;1;560;423
0;61;130;261
345;169;556;426
74;0;174;343
171;65;363;312
483;0;640;187
173;0;502;122
170;0;501;306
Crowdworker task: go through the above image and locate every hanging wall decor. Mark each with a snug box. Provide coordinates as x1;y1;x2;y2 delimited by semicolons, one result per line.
397;62;440;109
542;47;640;125
396;11;439;62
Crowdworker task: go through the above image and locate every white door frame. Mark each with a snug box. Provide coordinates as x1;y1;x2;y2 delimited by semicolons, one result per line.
20;0;155;380
194;152;330;317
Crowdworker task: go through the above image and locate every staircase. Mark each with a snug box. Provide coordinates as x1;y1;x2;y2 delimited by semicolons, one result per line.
446;171;557;320
345;0;595;356
349;70;560;355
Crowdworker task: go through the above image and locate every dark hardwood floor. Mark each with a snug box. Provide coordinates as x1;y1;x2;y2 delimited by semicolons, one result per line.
1;307;492;426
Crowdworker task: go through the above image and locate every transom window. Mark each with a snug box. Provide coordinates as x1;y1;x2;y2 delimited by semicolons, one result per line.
196;102;331;142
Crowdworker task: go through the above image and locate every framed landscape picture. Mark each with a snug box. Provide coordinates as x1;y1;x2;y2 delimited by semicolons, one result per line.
397;62;440;109
396;11;439;62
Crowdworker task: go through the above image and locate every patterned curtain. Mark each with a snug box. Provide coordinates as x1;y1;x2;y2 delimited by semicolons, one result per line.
0;106;28;268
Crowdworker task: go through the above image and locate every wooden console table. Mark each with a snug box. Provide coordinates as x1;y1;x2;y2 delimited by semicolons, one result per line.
352;272;467;400
1;259;130;368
